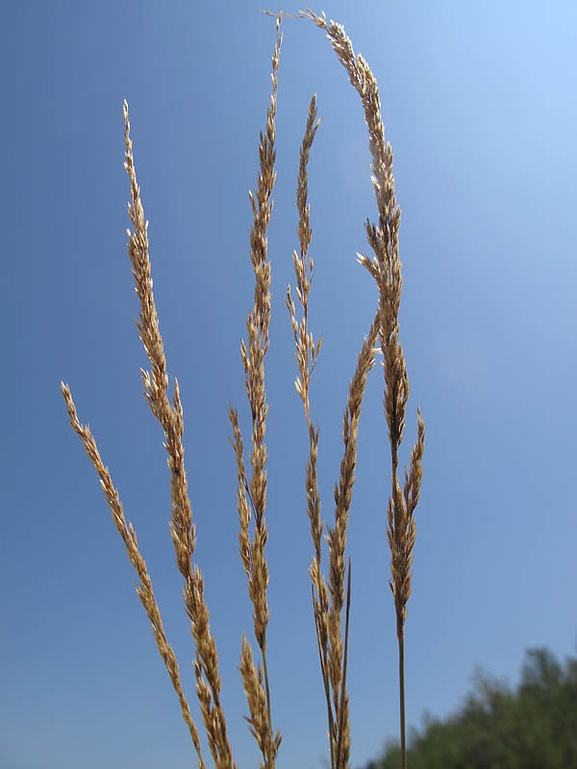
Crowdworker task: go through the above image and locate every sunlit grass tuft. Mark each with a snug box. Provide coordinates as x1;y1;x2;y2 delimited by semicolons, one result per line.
61;10;424;769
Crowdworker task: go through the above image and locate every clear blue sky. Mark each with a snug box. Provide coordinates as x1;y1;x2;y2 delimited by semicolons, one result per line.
2;1;576;768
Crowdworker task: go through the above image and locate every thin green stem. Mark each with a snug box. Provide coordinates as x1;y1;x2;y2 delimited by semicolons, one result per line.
312;586;337;769
398;631;406;769
262;640;273;737
335;558;352;769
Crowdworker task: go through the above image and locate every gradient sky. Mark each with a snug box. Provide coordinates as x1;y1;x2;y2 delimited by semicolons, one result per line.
2;2;577;768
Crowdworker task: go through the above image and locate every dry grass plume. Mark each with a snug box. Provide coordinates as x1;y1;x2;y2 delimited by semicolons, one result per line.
299;10;426;767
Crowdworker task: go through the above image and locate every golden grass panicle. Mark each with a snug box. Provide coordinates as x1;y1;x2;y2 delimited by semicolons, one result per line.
60;383;206;769
228;14;283;767
122;101;236;769
300;10;426;768
286;92;334;749
285;93;322;592
324;318;378;769
287;85;380;769
62;102;238;769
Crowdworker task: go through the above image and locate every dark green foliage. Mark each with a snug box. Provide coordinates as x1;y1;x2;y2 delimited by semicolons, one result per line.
364;646;577;769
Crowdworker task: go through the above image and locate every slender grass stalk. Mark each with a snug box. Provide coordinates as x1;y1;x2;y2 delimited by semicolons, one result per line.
228;13;283;768
60;383;206;769
62;100;237;769
287;87;379;769
335;558;352;769
286;93;334;755
300;10;426;769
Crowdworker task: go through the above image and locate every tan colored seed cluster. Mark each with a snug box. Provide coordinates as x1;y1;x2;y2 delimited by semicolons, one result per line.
60;382;207;768
286;80;381;769
227;14;283;768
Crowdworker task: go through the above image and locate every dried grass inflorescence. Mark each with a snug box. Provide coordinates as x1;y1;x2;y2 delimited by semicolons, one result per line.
300;10;426;767
228;14;283;769
287;87;381;769
62;9;424;769
61;99;239;769
60;383;206;769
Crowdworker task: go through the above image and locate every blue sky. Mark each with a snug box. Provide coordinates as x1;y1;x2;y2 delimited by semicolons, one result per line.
2;1;577;768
